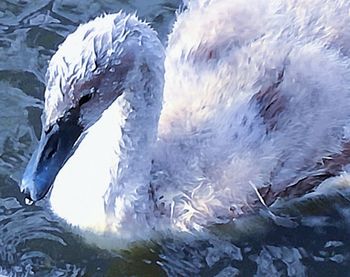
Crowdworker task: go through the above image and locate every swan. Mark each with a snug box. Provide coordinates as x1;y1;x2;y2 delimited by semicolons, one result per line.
20;0;350;244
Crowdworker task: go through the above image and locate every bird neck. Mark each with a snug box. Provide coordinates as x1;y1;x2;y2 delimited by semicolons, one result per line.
49;63;164;237
103;64;164;233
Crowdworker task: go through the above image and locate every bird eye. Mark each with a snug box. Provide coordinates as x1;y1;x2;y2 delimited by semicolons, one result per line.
79;93;93;106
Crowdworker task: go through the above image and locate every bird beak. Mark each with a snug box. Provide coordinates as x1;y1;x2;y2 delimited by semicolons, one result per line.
20;111;83;202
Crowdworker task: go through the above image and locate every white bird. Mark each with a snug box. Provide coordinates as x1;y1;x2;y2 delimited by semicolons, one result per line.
21;0;350;246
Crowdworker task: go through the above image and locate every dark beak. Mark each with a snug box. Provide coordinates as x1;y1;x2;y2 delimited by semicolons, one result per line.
20;109;83;202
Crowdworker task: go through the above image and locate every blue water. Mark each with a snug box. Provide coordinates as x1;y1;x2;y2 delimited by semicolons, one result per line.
0;1;350;276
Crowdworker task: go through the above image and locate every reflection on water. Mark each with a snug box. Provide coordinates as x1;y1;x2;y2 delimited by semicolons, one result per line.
1;0;350;276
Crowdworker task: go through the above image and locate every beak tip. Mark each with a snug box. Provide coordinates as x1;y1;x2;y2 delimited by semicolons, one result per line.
24;197;35;206
20;178;38;204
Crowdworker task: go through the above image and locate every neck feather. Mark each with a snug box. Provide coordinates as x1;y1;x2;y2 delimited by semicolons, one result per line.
104;73;163;232
50;60;164;236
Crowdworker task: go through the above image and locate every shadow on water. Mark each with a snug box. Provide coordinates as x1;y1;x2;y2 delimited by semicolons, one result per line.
0;0;350;276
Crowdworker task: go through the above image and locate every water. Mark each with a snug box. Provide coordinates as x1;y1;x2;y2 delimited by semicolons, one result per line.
0;0;350;276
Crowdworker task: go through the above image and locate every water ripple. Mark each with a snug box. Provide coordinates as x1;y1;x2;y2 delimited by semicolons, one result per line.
0;0;350;276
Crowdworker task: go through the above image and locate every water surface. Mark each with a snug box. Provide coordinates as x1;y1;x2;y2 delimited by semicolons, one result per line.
0;1;350;276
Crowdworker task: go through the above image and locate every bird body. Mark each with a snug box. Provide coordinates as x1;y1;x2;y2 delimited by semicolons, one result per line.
21;0;350;244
